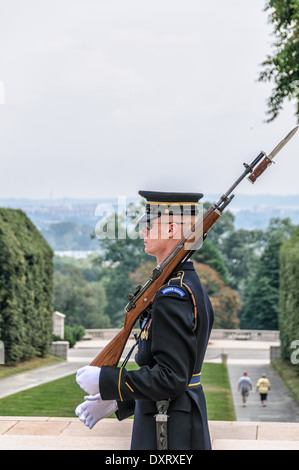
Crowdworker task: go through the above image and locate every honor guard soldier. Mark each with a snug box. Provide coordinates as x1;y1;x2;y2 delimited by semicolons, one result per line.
76;190;214;450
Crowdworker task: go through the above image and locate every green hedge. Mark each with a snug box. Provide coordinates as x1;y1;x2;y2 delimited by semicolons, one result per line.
53;324;85;348
0;208;54;365
279;226;299;372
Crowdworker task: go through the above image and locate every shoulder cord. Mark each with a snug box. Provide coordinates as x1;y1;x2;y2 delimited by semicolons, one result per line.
182;283;198;332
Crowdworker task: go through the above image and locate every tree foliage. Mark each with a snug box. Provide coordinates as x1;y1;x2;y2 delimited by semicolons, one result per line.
130;260;241;329
192;238;228;283
240;218;293;329
259;0;299;121
53;264;110;328
193;262;241;329
93;207;148;327
220;228;264;296
0;209;54;365
279;226;299;371
90;202;295;331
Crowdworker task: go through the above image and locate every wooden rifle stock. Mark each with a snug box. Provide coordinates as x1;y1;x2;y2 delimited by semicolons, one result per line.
248;155;272;184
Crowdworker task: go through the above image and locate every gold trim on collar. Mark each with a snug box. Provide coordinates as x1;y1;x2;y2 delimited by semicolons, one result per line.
147;201;198;206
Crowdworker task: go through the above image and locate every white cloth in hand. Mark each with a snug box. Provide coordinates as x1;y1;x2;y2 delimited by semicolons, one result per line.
75;393;118;429
76;365;101;395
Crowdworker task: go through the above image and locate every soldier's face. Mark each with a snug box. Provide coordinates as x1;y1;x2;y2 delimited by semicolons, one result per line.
139;217;178;261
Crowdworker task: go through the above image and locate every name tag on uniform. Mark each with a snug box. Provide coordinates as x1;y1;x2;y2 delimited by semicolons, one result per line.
161;287;186;297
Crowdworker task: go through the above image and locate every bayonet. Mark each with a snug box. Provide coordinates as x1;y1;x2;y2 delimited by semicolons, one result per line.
248;126;298;183
268;126;298;161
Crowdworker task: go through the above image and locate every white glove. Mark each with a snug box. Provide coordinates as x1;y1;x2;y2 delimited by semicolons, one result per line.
76;365;101;395
75;393;118;429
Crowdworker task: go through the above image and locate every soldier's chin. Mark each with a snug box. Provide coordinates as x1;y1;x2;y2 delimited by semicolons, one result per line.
144;244;155;258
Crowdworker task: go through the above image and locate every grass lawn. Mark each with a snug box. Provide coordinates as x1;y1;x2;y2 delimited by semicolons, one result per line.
202;362;235;421
0;362;235;421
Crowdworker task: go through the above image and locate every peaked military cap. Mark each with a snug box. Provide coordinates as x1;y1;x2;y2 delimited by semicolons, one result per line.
138;190;203;223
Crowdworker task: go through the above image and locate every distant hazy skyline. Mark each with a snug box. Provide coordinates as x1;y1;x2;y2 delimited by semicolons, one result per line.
0;0;298;201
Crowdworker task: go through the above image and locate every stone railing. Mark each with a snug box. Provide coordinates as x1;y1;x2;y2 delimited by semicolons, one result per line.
85;328;280;342
210;329;280;342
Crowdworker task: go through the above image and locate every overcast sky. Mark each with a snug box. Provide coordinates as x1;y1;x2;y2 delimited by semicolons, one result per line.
0;0;298;201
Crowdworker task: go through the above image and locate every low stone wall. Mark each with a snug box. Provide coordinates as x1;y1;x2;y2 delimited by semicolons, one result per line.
50;341;69;360
210;329;280;342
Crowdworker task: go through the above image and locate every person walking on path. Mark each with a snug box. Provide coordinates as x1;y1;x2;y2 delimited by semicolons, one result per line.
256;373;271;407
238;372;252;407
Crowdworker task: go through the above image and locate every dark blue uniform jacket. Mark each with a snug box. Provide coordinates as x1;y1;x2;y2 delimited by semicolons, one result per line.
100;260;214;450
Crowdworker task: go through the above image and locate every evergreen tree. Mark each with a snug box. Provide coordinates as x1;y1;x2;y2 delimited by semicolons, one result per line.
241;218;293;329
221;228;264;296
0;209;53;365
279;225;299;371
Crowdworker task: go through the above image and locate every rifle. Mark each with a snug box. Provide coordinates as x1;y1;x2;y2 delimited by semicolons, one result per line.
90;126;298;368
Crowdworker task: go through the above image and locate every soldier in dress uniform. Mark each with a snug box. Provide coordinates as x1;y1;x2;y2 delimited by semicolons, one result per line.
75;191;214;450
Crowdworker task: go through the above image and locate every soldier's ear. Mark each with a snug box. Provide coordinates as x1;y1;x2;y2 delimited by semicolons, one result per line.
168;222;179;239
